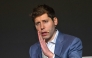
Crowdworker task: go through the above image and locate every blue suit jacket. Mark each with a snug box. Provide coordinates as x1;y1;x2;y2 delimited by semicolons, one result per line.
29;31;83;58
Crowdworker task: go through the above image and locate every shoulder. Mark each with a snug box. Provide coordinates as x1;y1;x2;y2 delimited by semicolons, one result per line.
29;42;41;57
63;33;81;42
61;33;82;48
29;42;40;50
29;42;40;53
58;31;81;42
58;31;82;46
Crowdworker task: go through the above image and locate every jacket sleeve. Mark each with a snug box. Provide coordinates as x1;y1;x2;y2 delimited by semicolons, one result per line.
68;38;83;58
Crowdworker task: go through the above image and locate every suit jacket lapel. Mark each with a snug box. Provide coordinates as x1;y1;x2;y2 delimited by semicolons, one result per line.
54;32;64;56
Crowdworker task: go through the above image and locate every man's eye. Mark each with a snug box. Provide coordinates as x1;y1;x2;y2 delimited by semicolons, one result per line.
44;20;48;23
35;22;39;26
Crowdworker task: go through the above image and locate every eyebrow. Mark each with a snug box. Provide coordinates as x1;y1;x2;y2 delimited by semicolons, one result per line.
36;19;48;22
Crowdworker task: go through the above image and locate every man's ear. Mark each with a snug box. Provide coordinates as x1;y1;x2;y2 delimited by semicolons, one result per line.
53;17;58;26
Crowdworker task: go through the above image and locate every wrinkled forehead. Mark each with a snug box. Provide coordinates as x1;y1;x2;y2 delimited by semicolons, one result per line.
34;13;51;22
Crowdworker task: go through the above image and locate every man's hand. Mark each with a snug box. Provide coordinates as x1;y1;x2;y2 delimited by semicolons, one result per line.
38;31;54;58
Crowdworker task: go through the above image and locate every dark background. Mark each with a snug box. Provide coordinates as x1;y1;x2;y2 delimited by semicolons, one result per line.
0;0;92;58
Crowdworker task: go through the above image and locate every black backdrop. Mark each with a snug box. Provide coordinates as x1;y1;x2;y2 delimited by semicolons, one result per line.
0;0;92;58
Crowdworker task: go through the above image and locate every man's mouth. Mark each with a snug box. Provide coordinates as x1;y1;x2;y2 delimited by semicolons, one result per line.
41;32;48;36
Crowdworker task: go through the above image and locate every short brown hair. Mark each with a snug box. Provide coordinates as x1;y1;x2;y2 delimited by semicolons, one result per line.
30;4;56;22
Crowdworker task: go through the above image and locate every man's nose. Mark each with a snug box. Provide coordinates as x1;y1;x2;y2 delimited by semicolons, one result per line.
40;23;44;30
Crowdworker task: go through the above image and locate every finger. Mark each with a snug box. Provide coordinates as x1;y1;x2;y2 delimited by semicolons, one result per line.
43;39;45;42
38;31;43;42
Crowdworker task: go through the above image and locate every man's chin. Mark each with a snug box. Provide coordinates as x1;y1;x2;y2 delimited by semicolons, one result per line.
42;36;51;42
42;36;49;40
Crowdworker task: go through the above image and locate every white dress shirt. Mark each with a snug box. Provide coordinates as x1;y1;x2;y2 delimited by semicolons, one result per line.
42;30;59;58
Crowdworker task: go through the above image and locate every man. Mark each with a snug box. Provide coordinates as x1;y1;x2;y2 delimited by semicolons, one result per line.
29;4;83;58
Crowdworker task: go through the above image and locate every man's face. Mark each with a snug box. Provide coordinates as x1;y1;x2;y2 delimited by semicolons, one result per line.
34;13;58;40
